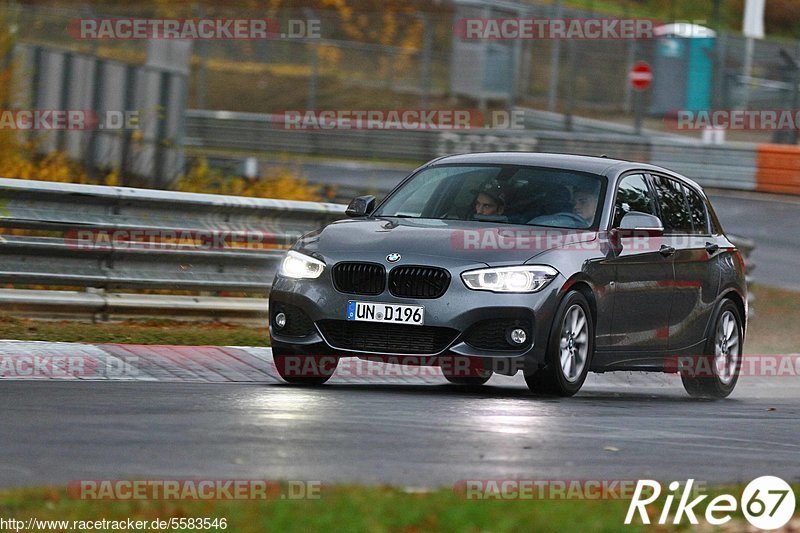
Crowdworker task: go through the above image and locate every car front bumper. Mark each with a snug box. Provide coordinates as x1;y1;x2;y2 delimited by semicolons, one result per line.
268;270;564;376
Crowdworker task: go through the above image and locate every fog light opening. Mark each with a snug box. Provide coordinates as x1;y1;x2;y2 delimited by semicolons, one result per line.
275;312;287;329
510;328;527;345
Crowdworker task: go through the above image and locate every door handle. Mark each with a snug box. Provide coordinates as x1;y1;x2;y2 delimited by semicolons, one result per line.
659;245;676;257
705;242;719;254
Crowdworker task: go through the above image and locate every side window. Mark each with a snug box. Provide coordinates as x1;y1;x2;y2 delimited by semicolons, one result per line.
707;201;724;235
652;176;693;234
613;174;657;227
685;187;709;234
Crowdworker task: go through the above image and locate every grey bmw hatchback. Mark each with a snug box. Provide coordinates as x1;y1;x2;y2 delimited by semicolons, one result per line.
269;153;747;398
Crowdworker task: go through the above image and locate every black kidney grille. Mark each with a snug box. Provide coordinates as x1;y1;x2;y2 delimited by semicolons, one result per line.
332;262;385;295
464;318;533;351
388;266;450;299
317;320;458;355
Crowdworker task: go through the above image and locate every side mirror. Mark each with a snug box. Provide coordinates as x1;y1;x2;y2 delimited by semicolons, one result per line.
608;212;664;254
617;211;664;237
345;195;376;218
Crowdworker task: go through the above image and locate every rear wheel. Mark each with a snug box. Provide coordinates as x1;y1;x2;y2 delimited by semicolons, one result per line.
272;348;338;385
681;300;742;399
525;291;593;396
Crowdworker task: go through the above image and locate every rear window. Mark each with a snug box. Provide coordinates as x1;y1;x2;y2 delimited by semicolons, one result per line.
652;176;694;234
685;186;710;234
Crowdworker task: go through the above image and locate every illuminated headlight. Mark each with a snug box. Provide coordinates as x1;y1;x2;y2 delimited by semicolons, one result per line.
280;250;325;279
461;265;558;293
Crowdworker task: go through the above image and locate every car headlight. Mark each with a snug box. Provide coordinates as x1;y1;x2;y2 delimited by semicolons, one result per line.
280;250;326;279
461;265;558;293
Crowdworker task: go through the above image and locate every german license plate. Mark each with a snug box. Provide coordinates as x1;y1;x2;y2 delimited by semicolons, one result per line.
346;301;424;325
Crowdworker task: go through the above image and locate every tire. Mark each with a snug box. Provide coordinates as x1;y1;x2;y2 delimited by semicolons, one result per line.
272;348;338;385
681;300;742;399
443;372;492;387
525;291;594;397
441;355;492;387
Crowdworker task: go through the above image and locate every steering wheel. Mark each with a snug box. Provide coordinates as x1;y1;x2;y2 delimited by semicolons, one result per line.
528;212;588;228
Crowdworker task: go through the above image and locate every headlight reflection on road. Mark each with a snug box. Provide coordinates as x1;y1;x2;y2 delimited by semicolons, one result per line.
239;389;323;421
466;400;550;435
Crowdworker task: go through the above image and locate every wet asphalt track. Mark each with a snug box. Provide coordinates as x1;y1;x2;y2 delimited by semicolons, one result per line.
1;344;799;489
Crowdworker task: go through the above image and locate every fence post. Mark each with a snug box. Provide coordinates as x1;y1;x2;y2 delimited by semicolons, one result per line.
419;13;432;109
307;41;318;110
547;0;563;112
564;39;577;131
57;52;73;152
153;69;170;189
84;57;103;175
119;64;136;184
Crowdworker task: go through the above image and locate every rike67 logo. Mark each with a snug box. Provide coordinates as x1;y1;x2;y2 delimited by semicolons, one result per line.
625;477;796;530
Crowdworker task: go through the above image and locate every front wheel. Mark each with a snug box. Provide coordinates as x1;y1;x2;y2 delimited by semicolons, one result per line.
442;356;492;386
525;291;594;396
443;372;492;387
681;300;742;399
272;349;338;385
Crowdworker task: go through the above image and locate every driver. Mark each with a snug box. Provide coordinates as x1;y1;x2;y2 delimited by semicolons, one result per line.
572;185;598;224
473;181;506;217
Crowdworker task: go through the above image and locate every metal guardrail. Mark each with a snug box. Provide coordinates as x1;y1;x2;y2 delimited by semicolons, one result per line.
0;178;755;322
0;178;345;322
184;109;762;192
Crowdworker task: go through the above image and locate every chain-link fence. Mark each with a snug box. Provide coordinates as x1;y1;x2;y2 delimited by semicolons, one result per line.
3;1;800;143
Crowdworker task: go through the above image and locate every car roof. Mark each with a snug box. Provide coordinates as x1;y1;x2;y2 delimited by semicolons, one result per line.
427;152;705;193
423;152;705;196
429;152;626;173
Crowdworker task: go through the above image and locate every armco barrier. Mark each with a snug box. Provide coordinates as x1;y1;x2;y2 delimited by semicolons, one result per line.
649;140;758;191
755;144;800;195
185;109;779;195
0;178;345;322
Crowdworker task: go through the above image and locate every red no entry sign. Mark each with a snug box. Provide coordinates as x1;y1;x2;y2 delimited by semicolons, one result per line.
629;61;653;91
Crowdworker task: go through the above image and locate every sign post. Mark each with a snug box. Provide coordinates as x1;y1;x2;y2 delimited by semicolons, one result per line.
629;61;653;135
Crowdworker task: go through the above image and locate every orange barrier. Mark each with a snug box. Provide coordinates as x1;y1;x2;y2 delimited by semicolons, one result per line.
755;144;800;195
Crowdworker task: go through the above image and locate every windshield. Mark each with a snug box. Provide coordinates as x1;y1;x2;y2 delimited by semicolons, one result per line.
374;164;605;229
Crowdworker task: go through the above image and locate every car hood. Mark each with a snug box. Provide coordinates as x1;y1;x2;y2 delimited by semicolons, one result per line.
295;217;598;268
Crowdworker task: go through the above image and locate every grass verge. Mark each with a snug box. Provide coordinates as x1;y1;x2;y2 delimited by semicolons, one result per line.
0;284;796;354
0;316;269;347
745;284;800;355
1;484;798;532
